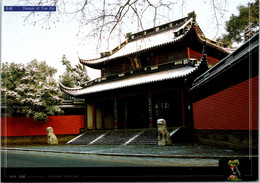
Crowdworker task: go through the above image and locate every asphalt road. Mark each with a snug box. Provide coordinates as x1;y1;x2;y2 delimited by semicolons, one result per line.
3;150;257;182
1;149;218;167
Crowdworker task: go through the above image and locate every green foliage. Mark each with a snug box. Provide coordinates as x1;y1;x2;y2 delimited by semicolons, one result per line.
1;59;64;122
60;54;90;88
217;0;259;47
33;112;48;122
60;72;75;88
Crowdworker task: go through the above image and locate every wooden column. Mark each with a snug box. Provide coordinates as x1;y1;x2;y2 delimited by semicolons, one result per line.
92;101;96;130
155;56;159;65
122;63;126;73
148;91;153;128
114;97;118;129
181;87;186;126
158;98;162;119
101;105;105;129
123;102;127;129
187;47;190;58
84;102;88;130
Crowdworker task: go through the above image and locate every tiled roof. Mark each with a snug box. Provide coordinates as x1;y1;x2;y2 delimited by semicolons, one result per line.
79;16;195;67
60;62;200;97
79;14;230;68
190;32;259;92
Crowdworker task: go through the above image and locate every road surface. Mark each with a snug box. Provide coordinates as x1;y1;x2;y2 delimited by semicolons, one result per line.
1;149;218;167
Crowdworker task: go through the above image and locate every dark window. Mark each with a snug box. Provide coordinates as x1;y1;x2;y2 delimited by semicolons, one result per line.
103;65;123;76
146;58;156;66
124;62;132;72
177;51;186;60
157;50;187;65
168;55;176;62
158;56;168;64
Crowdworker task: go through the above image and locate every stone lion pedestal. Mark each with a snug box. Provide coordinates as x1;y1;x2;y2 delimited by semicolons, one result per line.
157;119;172;146
46;127;58;145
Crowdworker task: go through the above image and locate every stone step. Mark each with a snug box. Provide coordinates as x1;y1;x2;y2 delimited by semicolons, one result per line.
129;129;157;145
68;131;108;145
129;141;157;144
94;129;142;145
68;127;180;145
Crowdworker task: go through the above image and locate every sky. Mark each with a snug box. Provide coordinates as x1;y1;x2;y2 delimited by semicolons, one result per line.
1;0;255;81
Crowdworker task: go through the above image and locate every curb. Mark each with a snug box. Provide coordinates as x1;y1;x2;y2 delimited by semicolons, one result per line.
1;148;256;160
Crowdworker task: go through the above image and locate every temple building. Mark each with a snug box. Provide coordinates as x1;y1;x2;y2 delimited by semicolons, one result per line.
60;12;230;131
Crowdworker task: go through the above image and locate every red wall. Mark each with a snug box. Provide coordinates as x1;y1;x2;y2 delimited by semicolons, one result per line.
1;115;84;137
190;49;220;66
193;76;258;130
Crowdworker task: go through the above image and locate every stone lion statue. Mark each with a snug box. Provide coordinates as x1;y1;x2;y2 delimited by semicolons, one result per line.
157;119;172;146
46;127;58;145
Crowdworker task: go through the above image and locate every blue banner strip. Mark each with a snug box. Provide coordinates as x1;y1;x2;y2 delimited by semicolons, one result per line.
4;6;56;12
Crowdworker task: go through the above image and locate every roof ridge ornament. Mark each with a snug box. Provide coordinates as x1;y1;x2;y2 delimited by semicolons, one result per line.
188;11;196;20
200;41;209;71
203;41;207;55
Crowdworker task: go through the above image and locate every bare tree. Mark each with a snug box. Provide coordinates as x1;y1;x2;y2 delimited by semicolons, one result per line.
18;0;228;49
19;0;176;48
